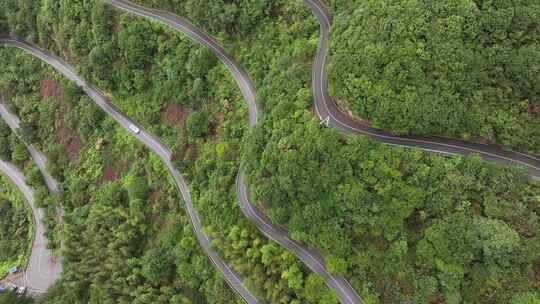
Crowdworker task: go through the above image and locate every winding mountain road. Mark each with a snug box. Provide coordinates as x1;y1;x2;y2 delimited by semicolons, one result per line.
0;38;262;304
0;159;61;294
305;0;540;180
2;0;537;302
105;1;366;303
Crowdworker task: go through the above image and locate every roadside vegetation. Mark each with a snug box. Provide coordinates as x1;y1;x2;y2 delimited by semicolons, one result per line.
327;0;540;154
0;292;34;304
0;175;32;278
1;0;539;303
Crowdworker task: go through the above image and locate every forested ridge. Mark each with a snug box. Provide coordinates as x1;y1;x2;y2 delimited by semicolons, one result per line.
0;0;539;303
327;0;540;154
244;119;540;302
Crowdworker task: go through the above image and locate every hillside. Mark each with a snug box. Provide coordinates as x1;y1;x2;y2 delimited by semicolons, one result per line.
328;0;540;154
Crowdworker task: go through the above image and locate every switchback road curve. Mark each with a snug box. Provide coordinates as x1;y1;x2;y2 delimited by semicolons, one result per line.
0;102;62;294
305;0;540;180
0;38;262;304
0;159;61;294
105;1;365;303
0;103;60;195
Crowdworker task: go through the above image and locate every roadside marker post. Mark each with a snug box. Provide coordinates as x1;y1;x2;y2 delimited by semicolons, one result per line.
320;115;330;127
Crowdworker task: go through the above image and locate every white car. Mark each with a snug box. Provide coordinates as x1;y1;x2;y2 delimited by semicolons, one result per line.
16;286;27;295
128;124;140;134
8;284;26;295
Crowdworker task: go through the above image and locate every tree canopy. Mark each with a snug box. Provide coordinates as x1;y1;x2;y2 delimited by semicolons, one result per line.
328;0;540;154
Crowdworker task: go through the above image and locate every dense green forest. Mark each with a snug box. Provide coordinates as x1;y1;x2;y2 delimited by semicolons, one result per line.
0;118;29;164
1;0;539;303
0;176;32;277
245;121;540;303
327;0;540;154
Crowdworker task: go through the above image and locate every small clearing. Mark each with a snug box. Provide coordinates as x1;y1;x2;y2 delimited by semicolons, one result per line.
162;103;187;126
98;162;121;185
39;77;63;99
40;77;82;160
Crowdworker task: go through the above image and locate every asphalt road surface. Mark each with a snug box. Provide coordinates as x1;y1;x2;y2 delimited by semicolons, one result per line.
0;160;61;295
304;0;540;180
105;1;366;303
0;38;263;304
